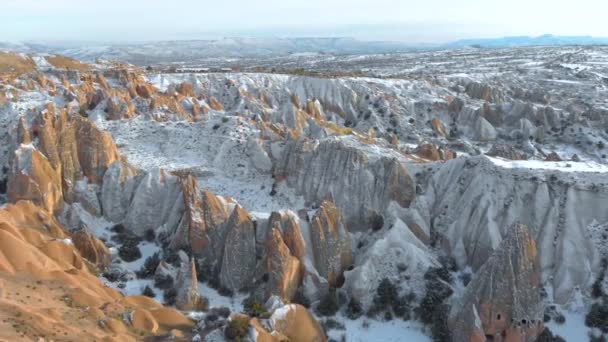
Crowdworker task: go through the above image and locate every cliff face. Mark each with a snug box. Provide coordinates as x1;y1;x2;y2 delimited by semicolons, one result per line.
413;155;608;303
273;137;415;230
449;223;544;342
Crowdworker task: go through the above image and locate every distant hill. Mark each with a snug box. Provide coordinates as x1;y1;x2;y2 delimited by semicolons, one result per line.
444;34;608;49
2;35;608;65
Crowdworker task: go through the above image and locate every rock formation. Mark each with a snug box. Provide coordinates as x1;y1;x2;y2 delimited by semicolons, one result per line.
264;228;303;301
7;144;64;214
309;199;352;287
449;223;544;342
274;137;415;230
219;206;257;291
175;250;206;311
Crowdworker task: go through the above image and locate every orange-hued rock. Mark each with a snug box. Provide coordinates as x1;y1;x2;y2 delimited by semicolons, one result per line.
310;200;352;287
74;115;121;183
71;229;112;270
431;118;448;137
450;223;544;342
486;143;526;161
545;151;562;162
0;201;194;341
27;104;121;196
208;96;224;111
265;228;303;301
7;145;64;214
171;176;231;259
269;304;327;342
176;82;194;97
135;83;156;99
414;143;456;162
17;116;30;144
268;211;306;260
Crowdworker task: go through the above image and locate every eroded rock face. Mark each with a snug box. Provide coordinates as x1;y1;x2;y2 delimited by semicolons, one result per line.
413;155;607;303
267;304;327;342
7;145;64;214
449;223;544;342
101;161;139;223
309;200;352;287
273;137;415;230
123;168;184;237
219;206;257;291
264;228;302;301
175;250;206;311
487;143;527;160
71;229;112;270
173;181;232;275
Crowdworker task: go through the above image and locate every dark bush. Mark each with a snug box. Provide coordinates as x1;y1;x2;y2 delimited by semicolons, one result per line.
243;296;267;318
136;252;160;278
346;297;363;320
586;301;608;332
292;289;311;308
459;272;472;287
163;288;177;306
322;318;345;332
392;295;413;320
416;268;454;325
154;274;174;290
144;229;156;242
0;177;7;194
164;251;181;268
118;240;142;262
142;285;155;298
316;290;340;317
374;278;398;307
111;224;126;234
369;213;384;231
214;306;231;318
225;316;250;340
536;327;567;342
553;313;566;325
218;286;234;297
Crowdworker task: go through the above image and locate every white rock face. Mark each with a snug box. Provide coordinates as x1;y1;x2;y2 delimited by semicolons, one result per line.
273;136;415;230
101;161;138;223
123;168;184;236
414;155;608;303
344;219;438;309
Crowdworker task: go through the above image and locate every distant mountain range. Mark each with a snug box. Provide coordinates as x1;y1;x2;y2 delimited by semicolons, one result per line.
444;34;608;48
1;35;607;65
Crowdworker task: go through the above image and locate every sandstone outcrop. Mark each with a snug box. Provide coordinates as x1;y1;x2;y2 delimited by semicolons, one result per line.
219;206;257;291
264;228;303;301
7;144;64;214
175;251;206;311
71;228;112;270
309;199;352;287
0;201;194;341
449;223;544;342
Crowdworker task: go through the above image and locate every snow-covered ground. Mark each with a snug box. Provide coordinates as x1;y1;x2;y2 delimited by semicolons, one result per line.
488;156;608;173
326;314;430;342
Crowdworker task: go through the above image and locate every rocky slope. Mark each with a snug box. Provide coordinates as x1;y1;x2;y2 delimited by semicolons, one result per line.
0;47;607;341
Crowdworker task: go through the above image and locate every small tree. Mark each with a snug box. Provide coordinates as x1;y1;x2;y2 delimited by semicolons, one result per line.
242;296;267;318
346;297;363;320
316;290;340;317
225;316;250;341
142;285;155;298
118;240;142;262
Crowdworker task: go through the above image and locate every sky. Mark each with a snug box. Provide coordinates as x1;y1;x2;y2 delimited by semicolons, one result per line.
1;0;608;43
